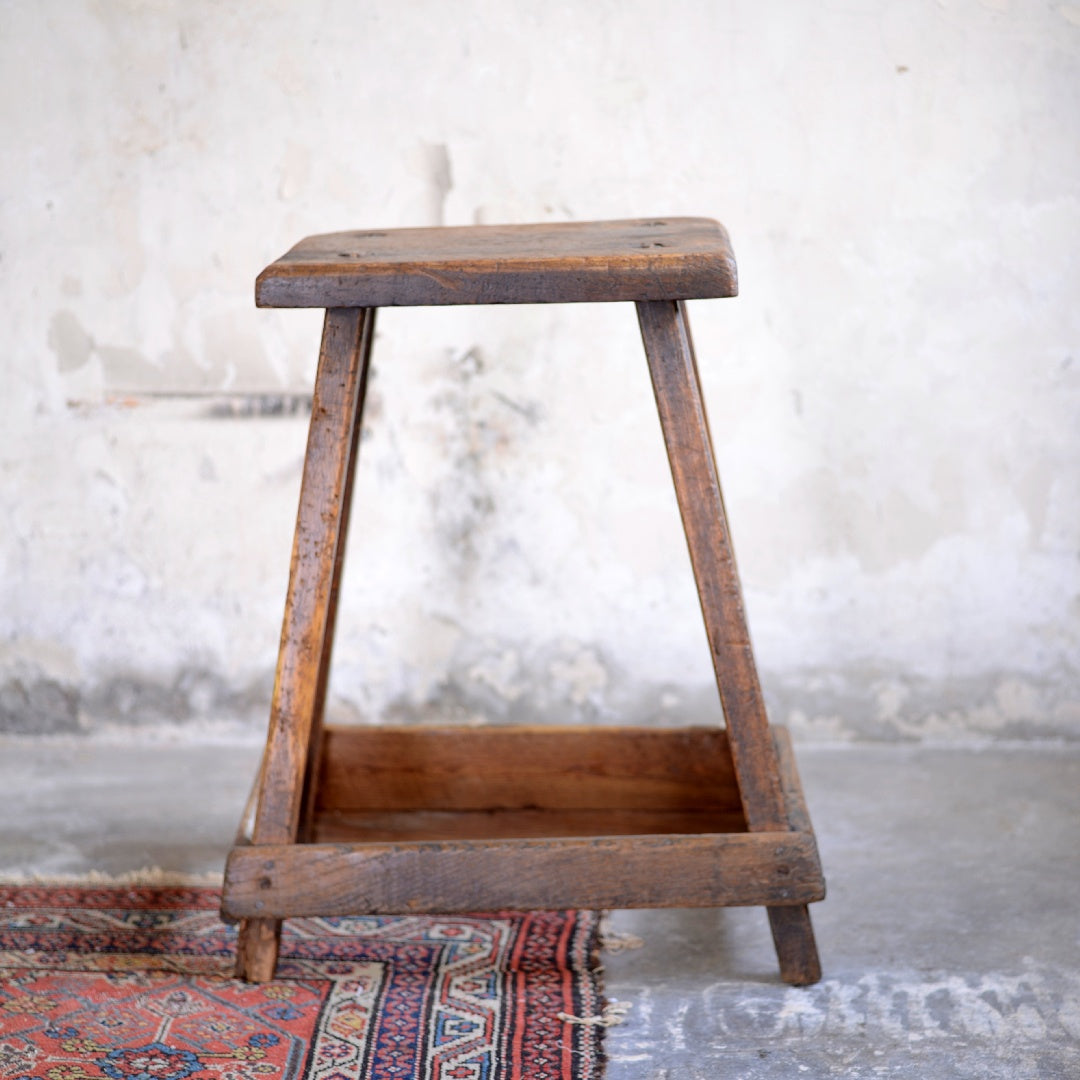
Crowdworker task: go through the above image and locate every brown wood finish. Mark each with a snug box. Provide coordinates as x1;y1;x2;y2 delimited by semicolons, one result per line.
768;904;823;986
227;219;825;988
315;724;743;814
251;307;373;842
223;830;823;920
311;807;748;843
235;724;818;841
256;219;737;308
298;308;376;842
637;298;822;983
770;727;826;984
636;299;786;831
234;307;374;980
235;917;280;984
773;725;815;836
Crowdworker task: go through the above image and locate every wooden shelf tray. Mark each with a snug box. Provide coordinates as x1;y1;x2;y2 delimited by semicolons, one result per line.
222;723;824;919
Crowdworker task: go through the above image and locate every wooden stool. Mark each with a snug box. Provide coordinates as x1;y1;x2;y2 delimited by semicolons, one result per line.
221;218;825;985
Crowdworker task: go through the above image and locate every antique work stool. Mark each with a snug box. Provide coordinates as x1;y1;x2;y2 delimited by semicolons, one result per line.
221;218;825;985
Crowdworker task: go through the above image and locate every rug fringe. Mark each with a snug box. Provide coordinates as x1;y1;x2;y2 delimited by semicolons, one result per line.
597;914;644;954
557;1000;632;1028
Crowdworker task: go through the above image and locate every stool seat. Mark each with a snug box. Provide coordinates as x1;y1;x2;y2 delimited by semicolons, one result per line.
256;217;738;308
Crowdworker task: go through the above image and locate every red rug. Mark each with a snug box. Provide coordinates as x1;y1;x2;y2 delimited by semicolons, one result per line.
0;886;605;1079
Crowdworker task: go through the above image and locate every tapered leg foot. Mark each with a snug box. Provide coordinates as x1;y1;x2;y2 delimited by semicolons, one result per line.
768;904;822;986
236;917;282;982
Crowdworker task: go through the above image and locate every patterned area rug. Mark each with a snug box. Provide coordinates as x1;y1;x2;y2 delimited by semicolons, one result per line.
0;886;605;1079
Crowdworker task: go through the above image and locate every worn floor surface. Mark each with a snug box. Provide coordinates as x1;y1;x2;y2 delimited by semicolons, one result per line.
3;737;1078;1078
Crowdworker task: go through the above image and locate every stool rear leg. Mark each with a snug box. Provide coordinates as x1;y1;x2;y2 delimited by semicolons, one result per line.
235;307;376;981
768;905;822;986
636;299;821;985
299;307;376;842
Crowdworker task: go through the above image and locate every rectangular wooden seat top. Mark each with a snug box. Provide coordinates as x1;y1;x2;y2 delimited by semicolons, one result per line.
256;217;738;309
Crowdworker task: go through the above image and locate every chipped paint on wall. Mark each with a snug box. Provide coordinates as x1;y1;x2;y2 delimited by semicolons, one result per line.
1;0;1079;738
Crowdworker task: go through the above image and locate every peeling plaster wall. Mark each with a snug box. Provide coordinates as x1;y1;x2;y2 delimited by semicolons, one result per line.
1;0;1079;741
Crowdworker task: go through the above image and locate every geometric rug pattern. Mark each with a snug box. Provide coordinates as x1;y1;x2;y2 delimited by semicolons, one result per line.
0;886;604;1080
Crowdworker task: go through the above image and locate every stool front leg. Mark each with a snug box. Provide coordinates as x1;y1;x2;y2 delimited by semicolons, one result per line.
636;299;822;985
234;307;376;981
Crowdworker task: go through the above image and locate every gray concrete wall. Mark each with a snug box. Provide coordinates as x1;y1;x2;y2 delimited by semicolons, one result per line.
2;0;1078;742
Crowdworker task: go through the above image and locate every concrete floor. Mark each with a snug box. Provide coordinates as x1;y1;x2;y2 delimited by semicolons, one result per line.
3;736;1078;1078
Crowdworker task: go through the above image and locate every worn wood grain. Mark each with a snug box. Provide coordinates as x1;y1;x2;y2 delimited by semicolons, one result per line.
770;726;825;982
638;299;823;984
303;725;815;845
250;307;374;847
637;299;786;831
298;308;376;842
315;724;744;814
257;218;737;308
232;307;373;980
773;725;815;836
223;831;824;919
312;807;748;843
229;222;825;987
768;904;823;986
234;917;280;983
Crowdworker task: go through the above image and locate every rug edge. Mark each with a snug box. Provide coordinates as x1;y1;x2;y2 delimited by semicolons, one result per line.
0;867;224;886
